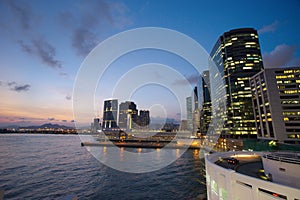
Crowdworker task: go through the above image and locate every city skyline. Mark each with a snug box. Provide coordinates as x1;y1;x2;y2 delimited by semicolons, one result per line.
1;0;300;127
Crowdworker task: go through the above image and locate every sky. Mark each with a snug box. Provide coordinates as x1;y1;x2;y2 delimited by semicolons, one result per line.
0;0;300;127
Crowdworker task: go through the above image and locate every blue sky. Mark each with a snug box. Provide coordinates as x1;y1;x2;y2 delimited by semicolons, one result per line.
0;0;299;127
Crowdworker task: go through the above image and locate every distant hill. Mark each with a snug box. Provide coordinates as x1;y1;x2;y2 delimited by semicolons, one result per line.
19;123;75;130
0;125;19;129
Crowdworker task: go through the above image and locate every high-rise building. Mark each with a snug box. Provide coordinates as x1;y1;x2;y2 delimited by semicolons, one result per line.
250;67;300;144
102;99;118;130
198;70;212;135
186;96;193;131
91;118;101;132
192;86;200;135
209;28;264;136
137;110;150;129
193;86;199;109
118;101;138;130
180;120;188;131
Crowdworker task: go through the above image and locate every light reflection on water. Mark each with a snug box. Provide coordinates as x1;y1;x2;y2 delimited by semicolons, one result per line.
0;134;207;199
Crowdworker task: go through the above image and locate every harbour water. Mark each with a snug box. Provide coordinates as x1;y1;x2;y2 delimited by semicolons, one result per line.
0;134;206;199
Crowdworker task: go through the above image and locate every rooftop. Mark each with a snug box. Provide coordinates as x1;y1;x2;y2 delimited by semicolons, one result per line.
215;153;265;180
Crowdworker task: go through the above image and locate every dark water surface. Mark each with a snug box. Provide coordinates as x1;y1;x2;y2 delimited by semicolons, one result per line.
0;134;206;199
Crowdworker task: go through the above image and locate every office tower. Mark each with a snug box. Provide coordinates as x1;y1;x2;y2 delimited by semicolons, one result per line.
186;96;193;131
91;118;101;132
118;101;138;130
192;86;200;135
102;99;118;130
250;67;300;144
137;110;150;129
193;86;199;109
209;28;264;136
198;70;212;135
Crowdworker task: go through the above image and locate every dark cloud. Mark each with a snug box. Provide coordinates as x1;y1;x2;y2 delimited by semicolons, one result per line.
258;21;279;34
173;74;200;86
48;117;55;121
4;81;31;92
58;0;131;56
12;84;30;92
61;120;68;122
65;94;72;100
59;72;68;77
7;81;16;86
72;28;98;56
18;40;33;53
4;1;62;69
6;0;34;31
32;38;62;68
17;39;62;69
70;120;75;123
263;44;297;68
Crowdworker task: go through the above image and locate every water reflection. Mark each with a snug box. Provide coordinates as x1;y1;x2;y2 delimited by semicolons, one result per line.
193;149;199;160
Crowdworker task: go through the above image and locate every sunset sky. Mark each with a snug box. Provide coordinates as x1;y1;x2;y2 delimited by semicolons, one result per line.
0;0;299;127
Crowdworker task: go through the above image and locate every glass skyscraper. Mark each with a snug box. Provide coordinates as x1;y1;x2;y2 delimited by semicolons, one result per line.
209;28;264;136
198;70;212;135
102;99;118;131
118;101;138;130
137;110;150;129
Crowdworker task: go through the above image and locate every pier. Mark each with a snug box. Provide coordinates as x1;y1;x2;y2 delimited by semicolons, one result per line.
80;139;202;149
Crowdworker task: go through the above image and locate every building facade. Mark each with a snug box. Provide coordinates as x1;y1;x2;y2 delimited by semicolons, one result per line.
209;28;264;136
118;101;138;130
198;70;212;135
91;118;101;132
102;99;118;131
250;67;300;144
137;110;150;129
186;96;193;131
192;86;200;135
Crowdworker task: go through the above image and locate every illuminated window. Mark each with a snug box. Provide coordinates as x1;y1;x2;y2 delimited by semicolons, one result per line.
284;70;293;74
276;75;295;79
245;42;257;45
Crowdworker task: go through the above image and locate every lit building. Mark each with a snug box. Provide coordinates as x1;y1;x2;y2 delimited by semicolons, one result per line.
250;67;300;144
118;101;138;130
180;120;187;131
192;86;200;135
102;99;118;130
209;28;264;136
198;70;212;135
186;96;193;131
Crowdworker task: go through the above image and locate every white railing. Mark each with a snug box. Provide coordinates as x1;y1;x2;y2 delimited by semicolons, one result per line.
205;151;300;200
